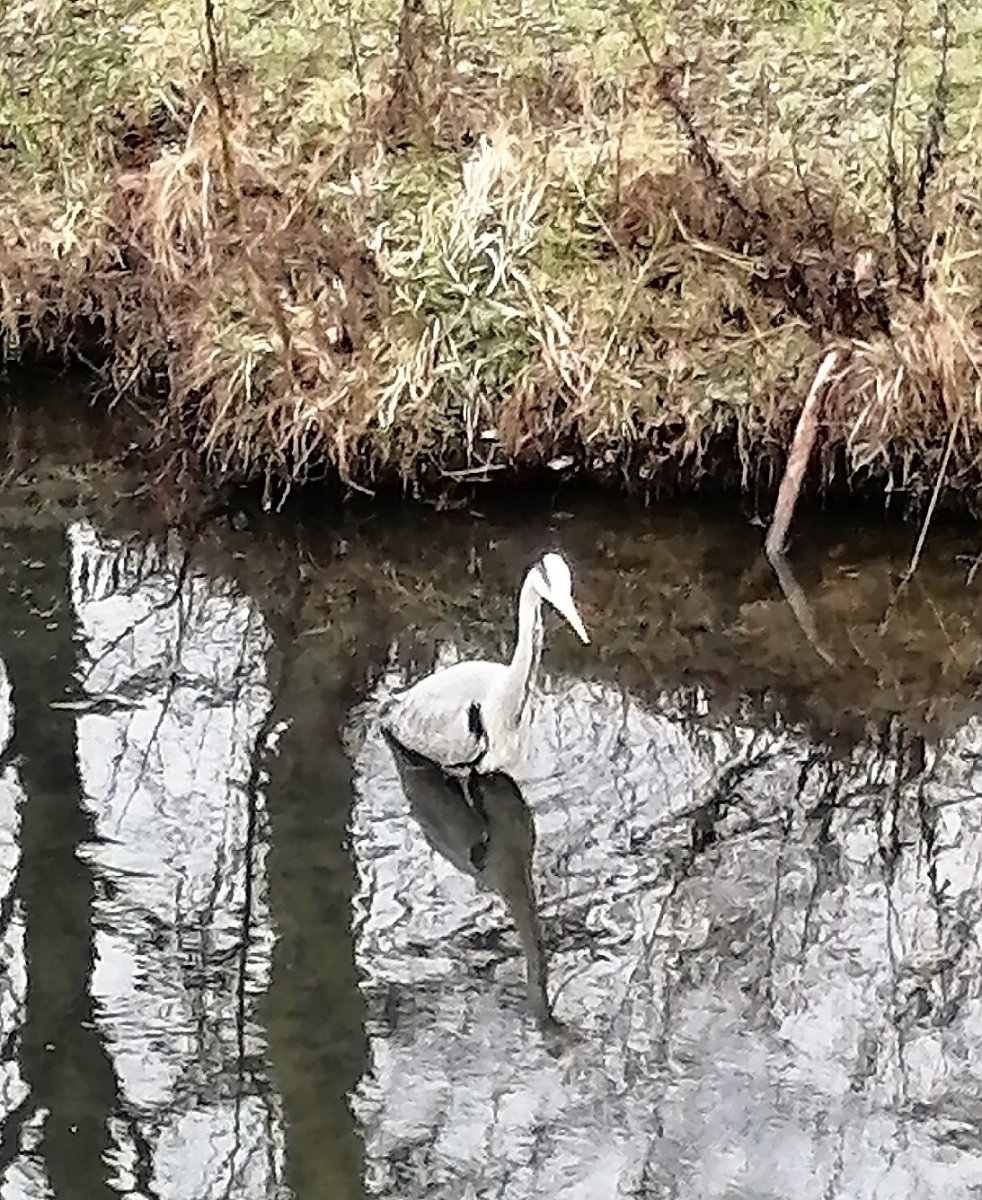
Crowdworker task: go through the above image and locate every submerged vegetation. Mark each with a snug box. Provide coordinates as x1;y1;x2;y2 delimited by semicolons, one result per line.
1;0;981;506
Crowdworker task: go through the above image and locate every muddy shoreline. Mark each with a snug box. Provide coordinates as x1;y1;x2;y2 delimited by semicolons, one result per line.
2;362;981;529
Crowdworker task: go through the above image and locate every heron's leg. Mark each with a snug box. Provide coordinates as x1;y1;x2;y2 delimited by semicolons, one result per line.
462;772;488;821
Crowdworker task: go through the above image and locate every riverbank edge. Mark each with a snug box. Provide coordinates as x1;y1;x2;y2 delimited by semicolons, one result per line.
3;424;981;756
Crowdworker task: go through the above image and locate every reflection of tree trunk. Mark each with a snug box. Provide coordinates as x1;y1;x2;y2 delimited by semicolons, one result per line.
263;628;373;1200
0;527;118;1200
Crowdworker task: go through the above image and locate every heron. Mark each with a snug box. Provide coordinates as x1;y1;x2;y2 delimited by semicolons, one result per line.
380;551;589;776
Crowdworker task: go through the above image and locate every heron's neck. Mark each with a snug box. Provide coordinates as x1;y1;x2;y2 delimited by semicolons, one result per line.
505;573;544;727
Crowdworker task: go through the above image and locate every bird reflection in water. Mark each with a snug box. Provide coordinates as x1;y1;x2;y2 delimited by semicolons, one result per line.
382;702;558;1032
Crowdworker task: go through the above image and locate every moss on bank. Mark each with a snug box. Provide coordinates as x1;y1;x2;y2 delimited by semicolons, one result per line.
1;0;981;506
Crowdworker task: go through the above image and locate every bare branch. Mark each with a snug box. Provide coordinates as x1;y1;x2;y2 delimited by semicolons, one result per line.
915;0;952;217
912;0;952;296
765;349;841;560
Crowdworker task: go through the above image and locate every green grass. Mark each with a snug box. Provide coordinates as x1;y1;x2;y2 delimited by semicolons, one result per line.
1;0;981;506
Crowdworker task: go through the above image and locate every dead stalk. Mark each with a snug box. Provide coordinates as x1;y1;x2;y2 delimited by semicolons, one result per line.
344;0;367;119
911;0;952;297
879;408;960;634
202;0;294;373
886;2;909;280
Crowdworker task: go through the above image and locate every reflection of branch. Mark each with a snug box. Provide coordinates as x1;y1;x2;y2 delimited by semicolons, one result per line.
79;550;192;686
768;550;837;668
110;561;197;829
76;538;168;607
795;754;841;942
113;671;180;834
154;549;194;612
79;607;164;684
879;412;958;635
223;1092;247;1200
762;806;792;1011
595;734;781;1050
119;1110;162;1200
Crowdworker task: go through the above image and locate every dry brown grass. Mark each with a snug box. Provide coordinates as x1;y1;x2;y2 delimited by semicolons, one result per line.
1;0;981;508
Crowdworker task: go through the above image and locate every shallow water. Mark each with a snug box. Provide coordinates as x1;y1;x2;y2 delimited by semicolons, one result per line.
3;406;982;1198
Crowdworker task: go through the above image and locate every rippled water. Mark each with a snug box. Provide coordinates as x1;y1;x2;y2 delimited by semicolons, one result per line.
4;395;982;1198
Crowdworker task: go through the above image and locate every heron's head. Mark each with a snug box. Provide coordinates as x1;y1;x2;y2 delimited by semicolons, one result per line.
533;552;589;644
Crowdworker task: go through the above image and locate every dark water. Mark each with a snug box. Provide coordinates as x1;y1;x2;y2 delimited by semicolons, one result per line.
4;402;982;1198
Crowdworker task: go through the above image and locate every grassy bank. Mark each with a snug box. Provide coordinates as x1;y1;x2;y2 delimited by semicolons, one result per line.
1;0;980;506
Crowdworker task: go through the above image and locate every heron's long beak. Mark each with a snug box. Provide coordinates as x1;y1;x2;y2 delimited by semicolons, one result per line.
553;594;590;644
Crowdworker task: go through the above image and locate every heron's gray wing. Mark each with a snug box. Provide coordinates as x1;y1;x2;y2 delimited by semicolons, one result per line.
382;701;486;772
380;660;503;767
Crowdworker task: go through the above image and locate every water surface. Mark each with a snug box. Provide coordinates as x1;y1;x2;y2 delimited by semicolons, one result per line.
3;396;982;1198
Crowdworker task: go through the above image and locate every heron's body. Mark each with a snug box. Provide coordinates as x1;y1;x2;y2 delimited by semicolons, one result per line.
380;553;587;777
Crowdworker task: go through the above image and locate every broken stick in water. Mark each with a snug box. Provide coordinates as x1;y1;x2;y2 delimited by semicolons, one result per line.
765;348;841;562
764;348;842;668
